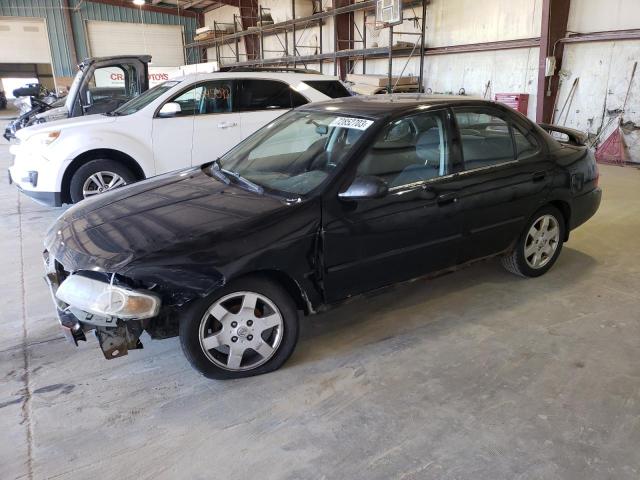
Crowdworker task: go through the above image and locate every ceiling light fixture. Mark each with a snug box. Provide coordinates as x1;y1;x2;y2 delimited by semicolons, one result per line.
133;0;145;5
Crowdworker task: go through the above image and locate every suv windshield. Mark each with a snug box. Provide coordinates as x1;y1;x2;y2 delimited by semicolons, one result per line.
218;110;374;196
111;81;180;116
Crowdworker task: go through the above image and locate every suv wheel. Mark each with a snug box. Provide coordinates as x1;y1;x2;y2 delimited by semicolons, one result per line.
179;276;299;379
69;159;136;203
502;205;565;277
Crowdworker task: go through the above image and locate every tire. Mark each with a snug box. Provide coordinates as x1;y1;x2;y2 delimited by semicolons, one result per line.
179;276;299;380
69;158;137;203
502;205;566;278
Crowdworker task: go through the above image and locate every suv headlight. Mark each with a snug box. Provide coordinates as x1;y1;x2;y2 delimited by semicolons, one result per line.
26;130;60;147
56;275;161;320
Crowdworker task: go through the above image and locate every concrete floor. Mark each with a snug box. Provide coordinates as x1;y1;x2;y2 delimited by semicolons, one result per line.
1;139;639;480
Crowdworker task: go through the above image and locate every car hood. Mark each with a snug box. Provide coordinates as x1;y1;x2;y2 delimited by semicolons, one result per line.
45;166;297;273
34;105;69;123
16;113;116;140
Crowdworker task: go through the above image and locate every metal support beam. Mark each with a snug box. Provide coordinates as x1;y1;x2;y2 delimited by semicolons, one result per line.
62;0;78;71
560;28;640;44
85;0;198;18
216;0;260;61
216;37;541;69
197;11;207;62
291;0;296;67
418;0;427;92
335;0;354;80
536;0;571;123
387;26;393;92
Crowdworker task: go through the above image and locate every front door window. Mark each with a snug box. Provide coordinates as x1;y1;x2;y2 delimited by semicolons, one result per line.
356;111;450;189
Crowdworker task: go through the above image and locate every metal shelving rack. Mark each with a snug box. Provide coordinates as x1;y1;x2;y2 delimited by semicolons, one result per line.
186;0;428;91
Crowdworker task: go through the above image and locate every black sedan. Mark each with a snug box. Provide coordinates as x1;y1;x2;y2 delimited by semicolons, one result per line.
44;95;601;379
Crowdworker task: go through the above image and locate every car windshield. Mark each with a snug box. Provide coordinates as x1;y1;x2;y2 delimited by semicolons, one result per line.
110;81;180;116
217;110;374;196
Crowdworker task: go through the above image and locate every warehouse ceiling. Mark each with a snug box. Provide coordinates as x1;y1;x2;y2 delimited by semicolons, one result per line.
151;0;225;12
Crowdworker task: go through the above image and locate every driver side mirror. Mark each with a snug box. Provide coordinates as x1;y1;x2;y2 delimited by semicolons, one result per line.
158;102;181;118
339;175;388;201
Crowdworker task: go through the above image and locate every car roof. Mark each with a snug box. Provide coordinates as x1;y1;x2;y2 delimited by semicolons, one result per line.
172;71;341;83
298;94;501;119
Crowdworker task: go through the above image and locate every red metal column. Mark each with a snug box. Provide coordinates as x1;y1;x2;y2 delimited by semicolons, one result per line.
217;0;259;60
197;12;208;62
237;0;259;60
536;0;571;123
335;0;354;80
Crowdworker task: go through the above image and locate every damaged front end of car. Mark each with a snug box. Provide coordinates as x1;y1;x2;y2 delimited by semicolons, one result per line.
43;250;161;359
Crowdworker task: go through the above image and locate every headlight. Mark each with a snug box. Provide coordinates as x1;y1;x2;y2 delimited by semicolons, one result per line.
56;275;161;320
26;130;60;147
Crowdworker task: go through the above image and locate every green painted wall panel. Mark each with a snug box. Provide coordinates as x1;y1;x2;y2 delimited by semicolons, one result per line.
0;0;197;78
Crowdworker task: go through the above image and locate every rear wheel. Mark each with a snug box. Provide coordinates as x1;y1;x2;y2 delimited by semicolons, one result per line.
69;159;137;203
179;276;299;379
502;205;565;277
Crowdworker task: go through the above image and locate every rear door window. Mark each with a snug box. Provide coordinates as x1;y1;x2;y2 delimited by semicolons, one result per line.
512;125;540;158
237;79;308;111
302;80;352;98
454;109;516;170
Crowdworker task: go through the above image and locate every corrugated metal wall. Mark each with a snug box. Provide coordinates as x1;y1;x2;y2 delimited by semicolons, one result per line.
0;0;197;78
0;0;74;77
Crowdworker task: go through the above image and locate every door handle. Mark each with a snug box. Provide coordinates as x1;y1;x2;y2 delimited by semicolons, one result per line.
532;171;547;182
437;192;458;205
420;184;438;200
217;121;237;129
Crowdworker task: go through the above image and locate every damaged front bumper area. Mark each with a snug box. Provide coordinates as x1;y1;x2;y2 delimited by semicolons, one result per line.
43;251;158;359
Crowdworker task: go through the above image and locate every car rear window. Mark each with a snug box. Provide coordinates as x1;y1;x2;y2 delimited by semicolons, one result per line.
302;80;352;98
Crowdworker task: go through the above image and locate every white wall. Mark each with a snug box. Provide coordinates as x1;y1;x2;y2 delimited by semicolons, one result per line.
557;0;640;161
202;0;640;159
428;0;542;46
568;0;640;32
203;1;541;58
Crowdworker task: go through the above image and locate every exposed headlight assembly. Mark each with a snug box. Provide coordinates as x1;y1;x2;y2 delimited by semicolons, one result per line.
56;274;160;320
26;130;60;147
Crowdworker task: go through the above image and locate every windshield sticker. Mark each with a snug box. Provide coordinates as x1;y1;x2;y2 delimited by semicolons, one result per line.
329;117;374;130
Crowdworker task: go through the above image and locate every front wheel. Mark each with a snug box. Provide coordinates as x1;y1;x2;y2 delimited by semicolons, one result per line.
179;277;299;379
502;205;565;277
69;159;137;203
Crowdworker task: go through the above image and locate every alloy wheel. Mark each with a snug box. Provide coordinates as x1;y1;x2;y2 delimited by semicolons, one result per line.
198;291;284;371
82;171;127;198
524;214;560;269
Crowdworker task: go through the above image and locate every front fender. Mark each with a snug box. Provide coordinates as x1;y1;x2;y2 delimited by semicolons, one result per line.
121;262;226;307
47;126;154;191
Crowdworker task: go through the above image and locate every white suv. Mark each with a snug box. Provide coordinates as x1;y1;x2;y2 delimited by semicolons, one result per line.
8;71;351;206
